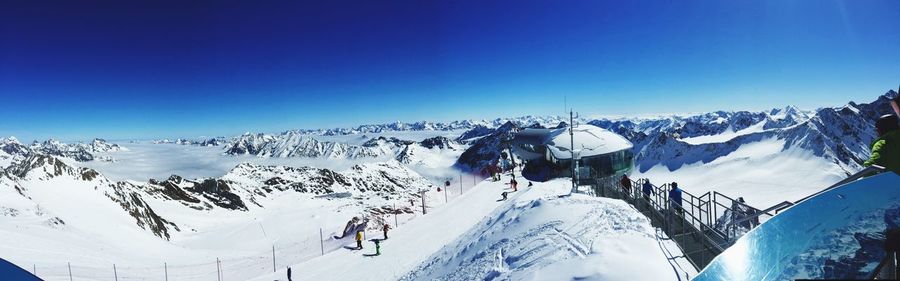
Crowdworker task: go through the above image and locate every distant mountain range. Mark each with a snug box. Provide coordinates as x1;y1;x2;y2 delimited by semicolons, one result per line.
0;88;896;242
450;90;897;176
1;151;433;239
0;137;124;162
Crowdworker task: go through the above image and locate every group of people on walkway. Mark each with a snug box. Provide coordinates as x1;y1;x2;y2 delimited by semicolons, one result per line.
621;175;683;213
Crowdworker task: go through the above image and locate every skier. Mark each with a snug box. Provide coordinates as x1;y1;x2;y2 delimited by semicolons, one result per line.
500;191;508;201
382;223;390;240
864;114;900;174
668;182;683;214
287;267;292;281
528;181;533;187
510;178;518;192
620;174;632;194
355;230;364;249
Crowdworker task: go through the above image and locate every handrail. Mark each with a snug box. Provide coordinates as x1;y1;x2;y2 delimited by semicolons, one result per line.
795;165;886;204
731;201;793;226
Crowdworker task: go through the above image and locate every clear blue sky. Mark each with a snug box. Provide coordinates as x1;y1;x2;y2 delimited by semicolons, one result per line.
1;0;898;141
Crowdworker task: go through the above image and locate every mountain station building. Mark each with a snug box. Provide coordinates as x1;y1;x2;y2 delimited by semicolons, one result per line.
512;124;634;182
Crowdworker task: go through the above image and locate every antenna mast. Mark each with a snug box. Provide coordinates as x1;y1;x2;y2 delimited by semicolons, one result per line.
570;109;576;194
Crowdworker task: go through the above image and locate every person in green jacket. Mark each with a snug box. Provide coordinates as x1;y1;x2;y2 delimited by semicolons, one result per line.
864;114;900;174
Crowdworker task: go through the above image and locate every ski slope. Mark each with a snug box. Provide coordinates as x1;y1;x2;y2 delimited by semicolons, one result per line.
253;176;695;281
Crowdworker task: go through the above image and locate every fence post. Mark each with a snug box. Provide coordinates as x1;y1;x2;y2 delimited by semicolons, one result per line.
393;203;398;227
68;262;72;281
320;228;325;256
113;263;118;281
444;186;448;203
272;245;276;273
165;262;168;281
459;174;463;194
32;264;35;276
216;258;221;281
421;191;426;214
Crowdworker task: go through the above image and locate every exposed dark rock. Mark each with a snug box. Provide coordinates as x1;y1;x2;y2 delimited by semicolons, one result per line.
420;136;455;150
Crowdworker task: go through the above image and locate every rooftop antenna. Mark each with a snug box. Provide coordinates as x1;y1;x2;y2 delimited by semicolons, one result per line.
569;108;579;194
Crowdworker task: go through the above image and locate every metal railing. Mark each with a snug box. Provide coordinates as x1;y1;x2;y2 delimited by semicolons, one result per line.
579;173;774;271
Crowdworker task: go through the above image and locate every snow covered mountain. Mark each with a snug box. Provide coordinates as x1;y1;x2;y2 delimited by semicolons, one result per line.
223;132;464;168
1;147;435;241
2;153;177;239
454;121;519;171
592;91;896;176
154;137;228;146
0;137;126;162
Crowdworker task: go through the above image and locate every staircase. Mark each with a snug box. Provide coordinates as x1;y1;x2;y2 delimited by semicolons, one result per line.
579;175;773;271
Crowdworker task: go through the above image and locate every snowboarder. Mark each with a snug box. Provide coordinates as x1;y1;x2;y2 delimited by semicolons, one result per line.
620;174;632;194
668;182;683;213
510;178;518;192
864;114;900;174
382;223;390;239
355;231;364;249
373;239;381;256
500;191;508;201
287;267;292;281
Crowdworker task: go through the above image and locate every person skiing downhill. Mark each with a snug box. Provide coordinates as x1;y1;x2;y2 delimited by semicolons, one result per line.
510;178;518;192
864;114;900;174
382;223;390;240
355;231;364;249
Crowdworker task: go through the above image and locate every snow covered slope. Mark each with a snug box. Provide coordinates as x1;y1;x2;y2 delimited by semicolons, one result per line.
400;179;695;281
252;177;694;281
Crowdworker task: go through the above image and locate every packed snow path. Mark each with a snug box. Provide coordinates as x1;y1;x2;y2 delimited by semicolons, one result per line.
255;176;694;281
